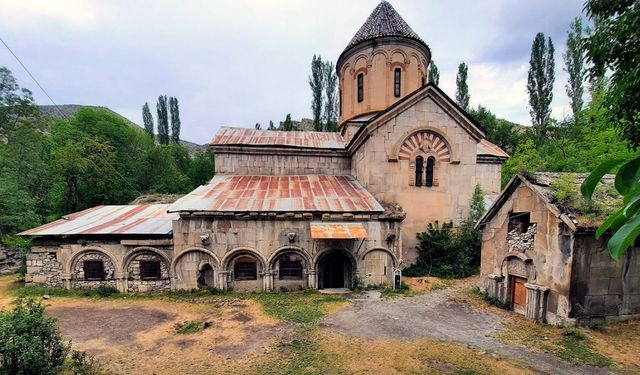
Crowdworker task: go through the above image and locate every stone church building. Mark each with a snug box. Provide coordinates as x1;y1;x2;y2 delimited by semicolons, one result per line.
21;1;507;292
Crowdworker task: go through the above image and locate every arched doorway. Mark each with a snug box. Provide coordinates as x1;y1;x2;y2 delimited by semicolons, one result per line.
198;264;215;289
318;250;352;289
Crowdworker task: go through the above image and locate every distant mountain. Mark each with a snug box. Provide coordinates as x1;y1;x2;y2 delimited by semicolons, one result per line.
37;105;205;153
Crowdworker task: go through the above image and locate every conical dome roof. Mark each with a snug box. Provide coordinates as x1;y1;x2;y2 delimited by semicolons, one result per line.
342;1;428;54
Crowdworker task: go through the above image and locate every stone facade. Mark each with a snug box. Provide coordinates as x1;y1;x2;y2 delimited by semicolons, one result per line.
25;252;63;288
126;252;171;292
0;243;22;274
213;151;350;176
71;251;117;288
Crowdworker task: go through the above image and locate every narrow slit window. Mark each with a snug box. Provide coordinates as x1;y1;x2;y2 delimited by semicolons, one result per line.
357;73;364;103
415;156;424;186
83;260;105;281
394;68;401;97
140;260;161;280
426;156;435;187
234;256;257;280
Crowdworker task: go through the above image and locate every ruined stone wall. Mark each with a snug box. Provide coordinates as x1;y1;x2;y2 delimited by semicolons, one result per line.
480;183;574;325
25;252;63;288
214;152;351;175
172;217;402;291
126;252;171;293
570;234;640;322
350;95;480;263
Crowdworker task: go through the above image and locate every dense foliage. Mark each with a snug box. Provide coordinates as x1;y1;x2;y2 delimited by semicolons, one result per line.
0;298;70;374
0;67;214;239
455;62;470;110
404;221;481;278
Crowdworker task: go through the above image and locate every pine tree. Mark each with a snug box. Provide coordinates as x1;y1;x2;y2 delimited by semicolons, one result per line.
142;102;154;138
282;114;293;131
268;120;276;130
255;123;261;130
455;62;470;110
564;17;586;117
156;95;169;145
428;61;440;85
169;97;181;143
309;54;325;131
323;61;338;132
527;32;555;134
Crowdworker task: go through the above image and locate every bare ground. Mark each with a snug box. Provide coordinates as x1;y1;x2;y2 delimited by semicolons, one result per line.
322;279;616;375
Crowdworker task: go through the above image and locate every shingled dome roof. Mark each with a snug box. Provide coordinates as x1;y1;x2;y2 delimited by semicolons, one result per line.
343;1;428;55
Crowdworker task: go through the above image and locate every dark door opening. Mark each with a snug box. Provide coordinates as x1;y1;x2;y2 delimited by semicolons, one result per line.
319;251;350;289
198;264;215;289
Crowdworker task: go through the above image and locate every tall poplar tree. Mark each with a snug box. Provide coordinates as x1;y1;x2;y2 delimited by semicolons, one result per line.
323;61;338;132
563;17;586;117
169;96;181;143
428;61;440;85
527;32;555;133
455;62;470;110
309;54;325;132
142;102;154;138
255;123;261;130
156;95;169;145
282;114;293;131
268;120;276;130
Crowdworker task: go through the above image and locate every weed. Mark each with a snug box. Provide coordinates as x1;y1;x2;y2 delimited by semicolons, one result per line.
380;282;412;299
63;350;106;375
174;320;210;334
470;286;511;310
352;275;365;292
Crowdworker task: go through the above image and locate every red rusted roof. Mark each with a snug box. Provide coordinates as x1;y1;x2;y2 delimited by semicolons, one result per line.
168;175;384;213
477;139;509;158
211;127;346;149
19;204;177;236
310;222;368;239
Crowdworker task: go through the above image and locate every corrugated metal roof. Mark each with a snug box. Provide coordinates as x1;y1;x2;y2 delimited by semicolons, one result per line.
211;127;346;149
168;175;384;214
477;139;509;158
19;204;177;236
310;222;368;239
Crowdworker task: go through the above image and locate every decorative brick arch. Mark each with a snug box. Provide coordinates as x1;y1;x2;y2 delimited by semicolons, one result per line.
398;130;451;162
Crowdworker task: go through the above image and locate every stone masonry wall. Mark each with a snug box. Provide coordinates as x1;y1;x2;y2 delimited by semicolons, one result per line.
214;152;351;175
126;252;171;292
25;252;63;288
72;251;117;288
0;243;22;274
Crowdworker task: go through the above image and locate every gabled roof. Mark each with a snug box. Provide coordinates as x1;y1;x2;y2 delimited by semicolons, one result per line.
211;127;346;150
19;204;178;237
168;175;384;214
342;1;428;55
477;139;509;159
476;173;621;231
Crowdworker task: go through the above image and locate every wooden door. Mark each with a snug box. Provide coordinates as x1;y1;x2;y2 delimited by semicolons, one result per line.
512;276;527;312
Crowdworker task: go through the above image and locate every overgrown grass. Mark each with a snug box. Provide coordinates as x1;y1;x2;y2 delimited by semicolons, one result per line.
174;320;211;335
556;328;612;367
251;290;346;323
15;285;119;299
380;282;412;299
469;286;511;310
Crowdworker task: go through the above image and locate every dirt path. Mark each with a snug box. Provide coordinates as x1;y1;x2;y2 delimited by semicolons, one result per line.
322;282;615;375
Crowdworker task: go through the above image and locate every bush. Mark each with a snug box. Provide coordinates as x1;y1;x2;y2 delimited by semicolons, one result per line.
0;298;70;374
404;221;481;278
95;285;119;297
65;350;105;375
174;320;210;335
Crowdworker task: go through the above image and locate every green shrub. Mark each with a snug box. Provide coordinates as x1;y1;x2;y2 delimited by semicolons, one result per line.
351;275;365;292
95;285;119;297
174;320;210;335
279;286;289;293
65;350;105;375
0;298;70;374
404;221;481;278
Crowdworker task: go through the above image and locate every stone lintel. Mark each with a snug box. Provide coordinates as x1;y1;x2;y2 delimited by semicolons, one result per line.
525;283;549;292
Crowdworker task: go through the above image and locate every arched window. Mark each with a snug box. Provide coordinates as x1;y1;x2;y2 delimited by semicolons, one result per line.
234;256;257;280
415;156;424;186
278;253;303;280
357;73;364;102
426;156;435;187
394;68;401;97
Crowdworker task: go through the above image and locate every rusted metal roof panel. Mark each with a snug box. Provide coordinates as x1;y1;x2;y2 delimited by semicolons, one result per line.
168;175;384;214
309;222;368;239
477;139;509;158
211;127;346;149
19;204;177;236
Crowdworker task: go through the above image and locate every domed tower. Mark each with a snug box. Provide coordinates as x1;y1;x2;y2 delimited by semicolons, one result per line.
337;1;431;126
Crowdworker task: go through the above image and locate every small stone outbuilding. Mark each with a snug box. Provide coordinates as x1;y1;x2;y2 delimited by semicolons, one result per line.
476;172;640;325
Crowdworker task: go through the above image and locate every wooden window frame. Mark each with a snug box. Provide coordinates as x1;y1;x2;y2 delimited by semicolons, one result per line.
83;260;105;281
394;68;401;97
357;73;364;103
140;260;162;280
234;256;257;281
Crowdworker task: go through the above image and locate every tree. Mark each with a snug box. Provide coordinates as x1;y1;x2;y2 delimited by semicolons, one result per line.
142;102;154;138
455;62;470;110
254;123;261;130
428;61;440;86
282;114;293;131
468;105;521;154
0;298;70;374
309;54;325;131
527;32;555;134
156;95;169;145
584;0;640;149
323;60;338;131
0;67;40;133
470;184;486;223
169;96;181;143
563;17;586;117
268;120;276;130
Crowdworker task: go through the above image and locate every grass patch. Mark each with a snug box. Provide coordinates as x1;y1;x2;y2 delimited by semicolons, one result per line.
15;285;119;299
174;320;211;335
251;290;347;323
470;286;511;310
380;282;412;299
556;328;612;367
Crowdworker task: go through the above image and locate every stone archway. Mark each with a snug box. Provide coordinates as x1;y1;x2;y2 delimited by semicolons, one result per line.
317;250;356;289
360;248;396;287
173;248;219;290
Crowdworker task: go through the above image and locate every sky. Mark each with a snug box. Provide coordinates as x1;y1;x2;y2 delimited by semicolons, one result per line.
0;0;586;145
